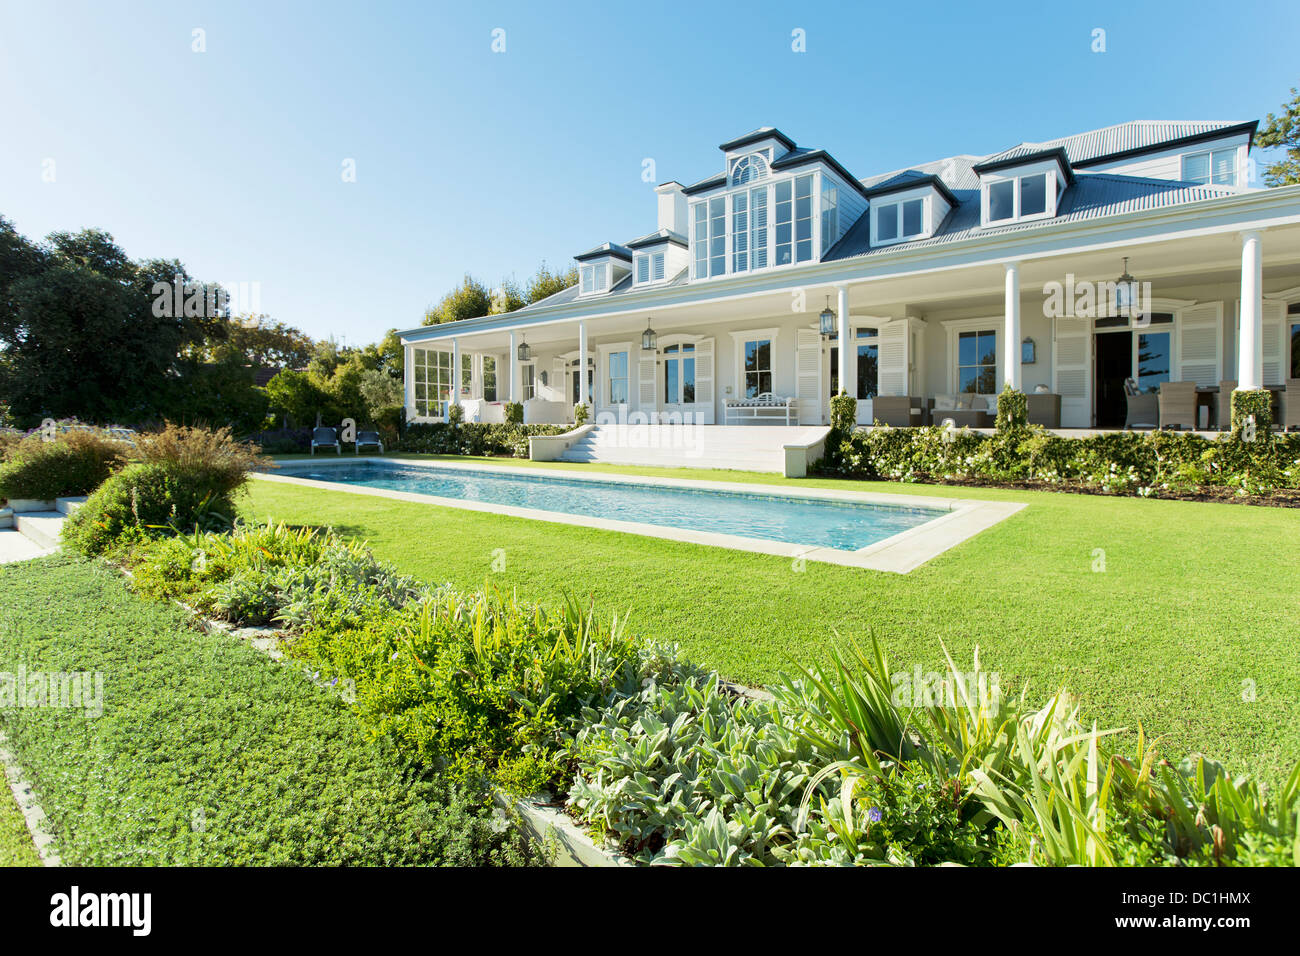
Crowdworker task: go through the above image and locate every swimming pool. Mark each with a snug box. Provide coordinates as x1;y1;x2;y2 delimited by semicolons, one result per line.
271;460;948;552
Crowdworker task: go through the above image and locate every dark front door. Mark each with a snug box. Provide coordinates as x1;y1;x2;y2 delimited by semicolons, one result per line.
1094;331;1131;428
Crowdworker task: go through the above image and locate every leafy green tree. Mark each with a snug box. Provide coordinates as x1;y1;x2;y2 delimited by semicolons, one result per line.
200;314;316;369
0;223;221;425
1255;86;1300;186
525;262;578;304
422;274;493;325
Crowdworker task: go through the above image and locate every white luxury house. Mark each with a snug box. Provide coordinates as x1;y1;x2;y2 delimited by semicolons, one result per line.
398;120;1300;467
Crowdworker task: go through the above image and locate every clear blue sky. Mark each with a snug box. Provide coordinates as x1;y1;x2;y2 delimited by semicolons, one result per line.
2;0;1296;345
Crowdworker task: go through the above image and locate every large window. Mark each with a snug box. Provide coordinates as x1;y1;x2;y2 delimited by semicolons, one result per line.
749;186;768;270
820;182;839;254
732;191;749;272
957;330;997;393
708;196;726;276
520;363;536;401
1136;331;1171;394
986;173;1053;224
412;347;452;418
743;338;772;398
482;356;497;402
794;174;813;263
774;180;793;265
663;343;696;404
461;353;472;396
1182;148;1237;186
607;351;628;405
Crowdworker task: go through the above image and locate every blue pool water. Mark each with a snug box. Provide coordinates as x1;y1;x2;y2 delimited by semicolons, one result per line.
274;462;946;552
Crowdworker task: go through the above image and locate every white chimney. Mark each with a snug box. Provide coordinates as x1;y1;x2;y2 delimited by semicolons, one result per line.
655;181;687;236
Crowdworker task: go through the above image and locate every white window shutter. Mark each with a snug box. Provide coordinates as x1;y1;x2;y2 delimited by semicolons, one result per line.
1053;318;1092;427
877;322;908;396
694;338;714;422
637;350;657;411
796;328;822;423
1262;301;1285;386
1177;303;1223;387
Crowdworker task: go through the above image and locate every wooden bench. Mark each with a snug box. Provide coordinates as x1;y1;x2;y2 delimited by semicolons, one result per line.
724;393;798;425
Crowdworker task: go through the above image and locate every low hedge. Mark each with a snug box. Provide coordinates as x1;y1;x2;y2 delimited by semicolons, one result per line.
820;424;1300;499
398;422;568;458
0;554;534;865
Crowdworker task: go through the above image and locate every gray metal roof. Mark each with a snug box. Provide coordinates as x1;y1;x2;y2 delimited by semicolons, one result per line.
980;120;1253;168
573;241;632;262
823;172;1238;262
625;228;688;249
508;265;690;314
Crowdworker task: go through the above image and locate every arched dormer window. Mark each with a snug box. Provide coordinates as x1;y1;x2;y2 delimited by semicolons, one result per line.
730;153;768;186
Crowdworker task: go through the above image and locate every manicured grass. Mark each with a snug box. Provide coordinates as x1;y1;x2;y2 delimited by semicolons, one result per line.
0;553;530;865
247;455;1300;783
0;781;39;867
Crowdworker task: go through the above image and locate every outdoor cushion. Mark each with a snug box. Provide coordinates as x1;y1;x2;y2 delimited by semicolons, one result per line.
934;394;956;410
954;395;972;410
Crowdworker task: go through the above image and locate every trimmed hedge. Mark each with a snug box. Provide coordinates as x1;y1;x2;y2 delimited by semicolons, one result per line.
398;422;568;458
819;424;1300;498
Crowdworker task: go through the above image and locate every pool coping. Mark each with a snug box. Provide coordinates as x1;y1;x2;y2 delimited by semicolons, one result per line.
252;457;1026;573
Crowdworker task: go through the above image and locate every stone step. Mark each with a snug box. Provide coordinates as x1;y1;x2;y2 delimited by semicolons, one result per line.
13;511;65;550
0;528;56;564
56;496;87;515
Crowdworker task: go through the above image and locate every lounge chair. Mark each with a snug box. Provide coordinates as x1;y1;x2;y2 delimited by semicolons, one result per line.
1123;377;1157;429
1157;381;1197;430
874;395;931;427
355;430;384;454
310;426;341;455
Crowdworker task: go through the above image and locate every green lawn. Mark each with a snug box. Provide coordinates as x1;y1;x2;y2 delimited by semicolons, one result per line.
246;455;1300;783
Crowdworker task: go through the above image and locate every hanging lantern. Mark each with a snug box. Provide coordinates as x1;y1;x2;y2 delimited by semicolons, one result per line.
517;334;532;362
1114;257;1137;318
642;319;657;352
819;295;836;337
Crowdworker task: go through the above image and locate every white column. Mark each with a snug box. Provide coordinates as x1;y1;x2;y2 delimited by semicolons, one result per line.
449;338;460;417
403;343;415;419
1003;262;1021;391
508;331;518;402
577;319;589;405
1238;230;1263;390
836;285;851;397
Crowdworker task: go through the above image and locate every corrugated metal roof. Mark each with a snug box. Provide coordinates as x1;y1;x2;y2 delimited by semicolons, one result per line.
981;120;1249;167
509;266;690;314
823;173;1237;262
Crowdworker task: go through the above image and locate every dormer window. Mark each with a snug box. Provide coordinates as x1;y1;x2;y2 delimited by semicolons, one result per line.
730;153;768;185
580;262;608;294
1182;147;1237;186
635;251;666;284
873;197;926;245
984;172;1056;225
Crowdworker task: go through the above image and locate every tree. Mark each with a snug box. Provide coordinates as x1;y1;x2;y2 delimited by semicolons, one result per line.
0;224;220;425
525;261;578;304
1255;86;1300;186
422;274;493;325
200;314;316;369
